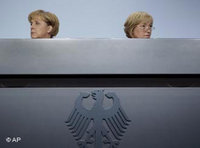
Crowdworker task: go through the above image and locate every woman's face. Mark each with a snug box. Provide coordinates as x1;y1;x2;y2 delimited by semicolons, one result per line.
131;21;153;38
30;16;52;39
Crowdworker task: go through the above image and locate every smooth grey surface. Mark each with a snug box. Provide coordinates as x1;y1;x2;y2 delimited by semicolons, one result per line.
0;39;200;74
0;88;200;148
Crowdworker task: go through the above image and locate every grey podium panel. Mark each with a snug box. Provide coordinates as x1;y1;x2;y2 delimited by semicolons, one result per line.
0;88;200;148
0;39;200;148
0;39;200;74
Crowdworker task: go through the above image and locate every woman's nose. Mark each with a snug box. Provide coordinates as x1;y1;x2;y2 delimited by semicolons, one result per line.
146;29;151;33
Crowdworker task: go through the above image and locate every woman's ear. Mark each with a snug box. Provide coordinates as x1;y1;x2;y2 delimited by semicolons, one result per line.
47;26;53;34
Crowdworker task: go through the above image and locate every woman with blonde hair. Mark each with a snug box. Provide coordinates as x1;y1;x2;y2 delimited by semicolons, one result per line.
28;9;59;38
124;11;154;38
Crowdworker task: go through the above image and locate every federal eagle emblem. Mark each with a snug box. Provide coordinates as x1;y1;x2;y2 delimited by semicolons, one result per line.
66;90;131;148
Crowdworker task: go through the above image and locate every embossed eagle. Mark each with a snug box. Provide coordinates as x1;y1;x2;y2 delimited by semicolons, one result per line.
66;90;131;148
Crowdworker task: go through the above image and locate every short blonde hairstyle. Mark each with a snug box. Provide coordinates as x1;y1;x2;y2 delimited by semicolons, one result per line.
124;11;153;38
28;10;59;38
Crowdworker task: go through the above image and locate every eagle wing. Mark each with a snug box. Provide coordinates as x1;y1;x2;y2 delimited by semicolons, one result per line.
103;92;131;140
66;92;92;140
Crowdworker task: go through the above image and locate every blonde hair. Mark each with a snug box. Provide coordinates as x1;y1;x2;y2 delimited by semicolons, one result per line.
124;11;153;38
28;10;59;38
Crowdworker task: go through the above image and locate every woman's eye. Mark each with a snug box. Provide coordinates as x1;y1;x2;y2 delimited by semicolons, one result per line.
35;21;40;25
